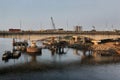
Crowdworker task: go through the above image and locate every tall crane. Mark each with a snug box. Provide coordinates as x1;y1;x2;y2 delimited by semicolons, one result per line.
51;17;56;30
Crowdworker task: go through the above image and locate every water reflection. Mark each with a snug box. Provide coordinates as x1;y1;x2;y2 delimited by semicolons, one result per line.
2;47;120;65
30;55;37;63
73;49;82;56
1;38;120;70
28;52;42;63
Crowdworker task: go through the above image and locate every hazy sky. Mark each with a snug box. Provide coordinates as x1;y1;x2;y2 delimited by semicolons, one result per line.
0;0;120;31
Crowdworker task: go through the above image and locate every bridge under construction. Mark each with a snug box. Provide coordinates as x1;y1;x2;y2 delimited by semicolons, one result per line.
0;30;119;41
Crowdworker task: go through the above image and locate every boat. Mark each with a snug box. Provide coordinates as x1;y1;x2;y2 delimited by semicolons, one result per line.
2;51;11;60
2;51;21;60
13;38;28;51
12;51;21;59
14;45;26;51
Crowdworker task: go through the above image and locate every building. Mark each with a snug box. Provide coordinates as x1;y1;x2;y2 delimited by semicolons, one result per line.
75;26;82;32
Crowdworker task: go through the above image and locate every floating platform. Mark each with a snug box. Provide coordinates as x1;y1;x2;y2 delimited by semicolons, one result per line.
26;47;42;54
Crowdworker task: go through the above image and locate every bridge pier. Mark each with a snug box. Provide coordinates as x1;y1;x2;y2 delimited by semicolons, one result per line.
73;36;78;42
81;37;86;44
57;47;64;54
92;40;101;45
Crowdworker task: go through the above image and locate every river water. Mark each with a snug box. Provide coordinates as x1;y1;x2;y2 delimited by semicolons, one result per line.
0;38;120;80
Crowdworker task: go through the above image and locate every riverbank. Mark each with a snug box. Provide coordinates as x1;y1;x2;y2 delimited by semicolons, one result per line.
92;42;120;55
69;42;120;56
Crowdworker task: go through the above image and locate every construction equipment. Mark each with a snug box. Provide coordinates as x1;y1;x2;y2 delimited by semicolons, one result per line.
51;17;56;30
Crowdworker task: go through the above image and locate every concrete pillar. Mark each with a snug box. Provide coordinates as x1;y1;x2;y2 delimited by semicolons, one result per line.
92;40;101;45
61;47;64;53
69;39;74;44
82;37;86;44
73;36;78;42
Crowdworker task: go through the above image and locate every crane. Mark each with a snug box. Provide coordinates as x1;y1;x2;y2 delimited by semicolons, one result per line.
51;17;56;30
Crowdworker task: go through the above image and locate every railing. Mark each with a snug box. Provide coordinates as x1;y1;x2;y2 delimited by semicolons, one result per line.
0;31;119;35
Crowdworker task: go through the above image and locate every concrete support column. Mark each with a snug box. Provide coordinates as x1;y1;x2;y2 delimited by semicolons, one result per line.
73;36;78;42
82;37;86;44
92;40;101;45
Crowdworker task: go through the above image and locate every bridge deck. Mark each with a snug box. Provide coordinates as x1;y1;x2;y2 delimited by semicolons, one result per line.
0;31;119;40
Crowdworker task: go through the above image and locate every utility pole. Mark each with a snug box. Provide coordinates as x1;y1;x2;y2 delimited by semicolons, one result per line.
20;20;22;30
66;20;68;31
111;24;114;31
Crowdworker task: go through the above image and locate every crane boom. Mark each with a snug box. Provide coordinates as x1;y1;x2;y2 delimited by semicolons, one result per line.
51;17;56;29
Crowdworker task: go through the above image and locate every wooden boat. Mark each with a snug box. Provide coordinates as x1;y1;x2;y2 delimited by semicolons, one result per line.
14;46;26;51
2;51;11;60
13;38;28;47
2;51;21;60
12;51;21;58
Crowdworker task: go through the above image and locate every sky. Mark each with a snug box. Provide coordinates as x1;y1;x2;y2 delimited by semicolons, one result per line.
0;0;120;31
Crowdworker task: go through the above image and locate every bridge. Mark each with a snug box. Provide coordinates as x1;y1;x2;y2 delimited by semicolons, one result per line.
0;31;119;44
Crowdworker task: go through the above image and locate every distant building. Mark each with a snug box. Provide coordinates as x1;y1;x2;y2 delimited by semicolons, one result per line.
74;26;82;32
